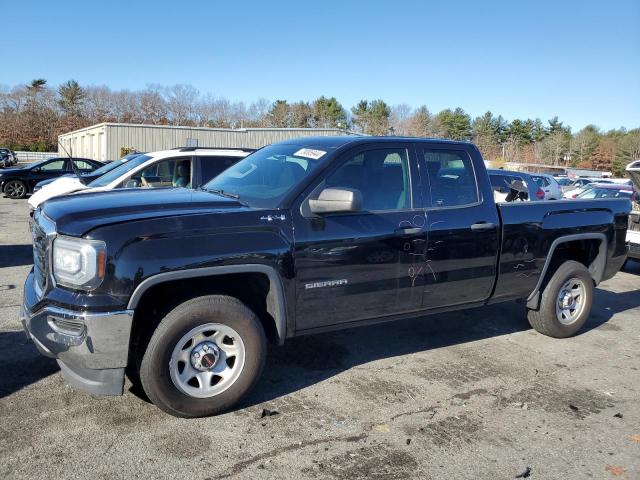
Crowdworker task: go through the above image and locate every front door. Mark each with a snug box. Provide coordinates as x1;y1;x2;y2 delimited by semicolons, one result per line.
30;158;68;190
418;145;500;308
293;143;427;331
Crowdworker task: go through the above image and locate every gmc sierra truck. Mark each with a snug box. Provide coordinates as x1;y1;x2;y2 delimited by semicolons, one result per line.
21;136;630;417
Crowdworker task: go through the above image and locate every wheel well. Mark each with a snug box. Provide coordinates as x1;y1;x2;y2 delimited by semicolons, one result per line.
527;237;604;309
549;238;601;275
129;272;281;364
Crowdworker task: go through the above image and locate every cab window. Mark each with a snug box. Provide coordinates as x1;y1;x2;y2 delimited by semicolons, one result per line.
423;149;478;207
325;148;412;211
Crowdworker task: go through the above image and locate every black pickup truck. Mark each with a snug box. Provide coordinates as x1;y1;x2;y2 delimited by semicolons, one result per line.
21;136;630;417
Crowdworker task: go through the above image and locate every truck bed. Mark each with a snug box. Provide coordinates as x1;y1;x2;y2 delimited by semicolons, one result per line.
491;198;630;304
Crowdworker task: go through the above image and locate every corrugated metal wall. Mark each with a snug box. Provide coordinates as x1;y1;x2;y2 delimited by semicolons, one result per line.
59;124;356;160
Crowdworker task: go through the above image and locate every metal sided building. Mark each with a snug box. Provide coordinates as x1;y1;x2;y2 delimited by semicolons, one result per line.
58;123;356;161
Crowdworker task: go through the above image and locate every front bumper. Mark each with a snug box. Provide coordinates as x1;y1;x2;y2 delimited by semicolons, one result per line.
21;274;134;396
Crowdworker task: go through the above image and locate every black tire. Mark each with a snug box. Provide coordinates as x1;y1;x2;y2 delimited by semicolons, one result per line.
139;295;267;418
4;179;27;199
527;260;593;338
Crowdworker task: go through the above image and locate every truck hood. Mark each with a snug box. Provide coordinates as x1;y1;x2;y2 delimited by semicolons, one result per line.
41;188;246;236
28;176;88;209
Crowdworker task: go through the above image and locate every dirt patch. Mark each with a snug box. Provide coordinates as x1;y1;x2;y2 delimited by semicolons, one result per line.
153;430;212;459
417;414;483;447
414;354;510;388
309;443;418;479
506;380;614;419
345;376;422;406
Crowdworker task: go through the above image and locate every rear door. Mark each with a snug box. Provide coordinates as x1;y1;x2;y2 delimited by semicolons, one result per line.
418;144;500;309
293;142;427;331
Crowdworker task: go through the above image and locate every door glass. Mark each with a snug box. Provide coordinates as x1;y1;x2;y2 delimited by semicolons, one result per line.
39;160;65;172
127;158;188;188
423;150;478;207
325;148;411;210
72;160;93;171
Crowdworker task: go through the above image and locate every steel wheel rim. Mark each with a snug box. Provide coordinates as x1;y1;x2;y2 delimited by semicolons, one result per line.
169;323;246;399
6;181;25;198
555;278;586;325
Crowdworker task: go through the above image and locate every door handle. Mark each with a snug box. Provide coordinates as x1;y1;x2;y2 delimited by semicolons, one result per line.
470;222;496;231
394;226;422;236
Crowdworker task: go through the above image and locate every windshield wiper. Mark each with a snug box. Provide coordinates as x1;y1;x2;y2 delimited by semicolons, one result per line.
206;187;240;200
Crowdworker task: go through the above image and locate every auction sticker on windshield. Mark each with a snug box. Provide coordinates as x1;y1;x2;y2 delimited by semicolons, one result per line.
294;148;326;160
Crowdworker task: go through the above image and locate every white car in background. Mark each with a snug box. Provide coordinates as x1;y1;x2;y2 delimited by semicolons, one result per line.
625;160;640;263
530;173;563;200
29;147;253;210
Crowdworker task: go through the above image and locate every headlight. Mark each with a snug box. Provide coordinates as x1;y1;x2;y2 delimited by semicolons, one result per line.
53;236;106;290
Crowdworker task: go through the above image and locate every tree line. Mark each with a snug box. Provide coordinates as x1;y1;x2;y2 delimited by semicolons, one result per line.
1;79;638;175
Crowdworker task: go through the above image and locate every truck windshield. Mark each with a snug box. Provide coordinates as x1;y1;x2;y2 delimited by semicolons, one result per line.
204;144;329;208
88;155;152;187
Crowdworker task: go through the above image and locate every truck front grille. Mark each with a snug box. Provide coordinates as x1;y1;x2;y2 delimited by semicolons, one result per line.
31;211;55;296
32;222;47;293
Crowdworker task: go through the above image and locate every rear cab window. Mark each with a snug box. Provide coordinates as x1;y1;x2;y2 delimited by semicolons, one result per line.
421;148;479;208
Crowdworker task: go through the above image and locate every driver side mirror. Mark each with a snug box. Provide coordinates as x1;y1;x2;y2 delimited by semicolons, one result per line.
309;188;362;214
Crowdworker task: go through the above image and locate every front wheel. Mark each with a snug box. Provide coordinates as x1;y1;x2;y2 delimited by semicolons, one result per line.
139;295;267;417
4;179;27;199
527;260;594;338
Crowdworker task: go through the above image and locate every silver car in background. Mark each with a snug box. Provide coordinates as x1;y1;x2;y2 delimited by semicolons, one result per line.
530;173;563;200
487;169;545;202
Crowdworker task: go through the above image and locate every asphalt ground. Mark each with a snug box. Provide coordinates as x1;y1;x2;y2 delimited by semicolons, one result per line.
0;194;639;479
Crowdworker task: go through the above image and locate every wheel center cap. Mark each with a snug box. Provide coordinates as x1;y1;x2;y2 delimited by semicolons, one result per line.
561;291;574;308
190;341;220;371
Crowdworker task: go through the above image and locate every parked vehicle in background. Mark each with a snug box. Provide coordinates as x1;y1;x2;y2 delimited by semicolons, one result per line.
575;183;636;201
624;160;640;262
530;173;563;200
0;148;17;167
563;178;616;198
21;136;630;417
0;157;103;199
31;152;145;195
28;147;253;210
488;169;544;202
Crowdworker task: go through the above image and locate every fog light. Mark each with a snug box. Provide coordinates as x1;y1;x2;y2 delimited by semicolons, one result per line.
48;315;85;336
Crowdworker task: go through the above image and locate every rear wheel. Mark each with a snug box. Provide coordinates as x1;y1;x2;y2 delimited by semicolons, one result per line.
527;260;593;338
139;295;267;417
4;180;27;199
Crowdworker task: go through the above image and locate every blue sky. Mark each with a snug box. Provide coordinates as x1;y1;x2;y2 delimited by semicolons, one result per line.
2;0;639;131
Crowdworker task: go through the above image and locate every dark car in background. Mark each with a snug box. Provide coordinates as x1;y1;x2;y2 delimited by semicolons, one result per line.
32;152;145;194
0;148;18;168
487;168;545;202
0;157;103;199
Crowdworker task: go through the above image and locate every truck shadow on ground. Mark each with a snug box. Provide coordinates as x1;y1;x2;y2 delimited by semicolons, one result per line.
0;244;33;268
1;287;637;401
0;331;59;399
235;287;640;410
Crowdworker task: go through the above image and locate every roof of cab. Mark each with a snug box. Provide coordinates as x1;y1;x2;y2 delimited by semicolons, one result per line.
274;135;474;149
